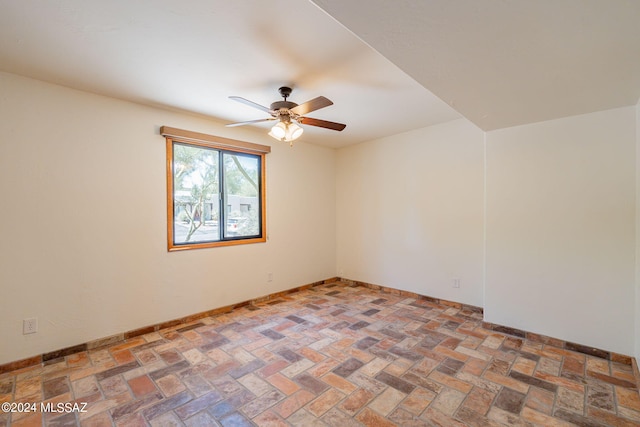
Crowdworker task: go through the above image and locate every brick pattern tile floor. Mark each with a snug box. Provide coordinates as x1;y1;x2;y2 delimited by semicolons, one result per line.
1;282;639;426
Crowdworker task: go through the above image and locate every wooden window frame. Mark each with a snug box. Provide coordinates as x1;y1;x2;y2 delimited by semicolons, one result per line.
161;126;269;251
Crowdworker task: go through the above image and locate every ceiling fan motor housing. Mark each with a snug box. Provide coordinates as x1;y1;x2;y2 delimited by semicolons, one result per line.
270;100;298;110
271;86;298;111
272;87;298;123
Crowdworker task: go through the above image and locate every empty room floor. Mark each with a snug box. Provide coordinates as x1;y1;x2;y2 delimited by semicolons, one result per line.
1;282;639;426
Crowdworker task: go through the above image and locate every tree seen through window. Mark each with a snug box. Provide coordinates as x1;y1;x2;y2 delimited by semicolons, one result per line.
170;142;262;248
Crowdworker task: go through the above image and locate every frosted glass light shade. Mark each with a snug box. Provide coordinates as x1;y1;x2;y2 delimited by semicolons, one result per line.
268;122;287;140
288;123;303;140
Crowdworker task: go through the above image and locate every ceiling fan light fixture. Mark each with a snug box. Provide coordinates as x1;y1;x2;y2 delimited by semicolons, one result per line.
228;87;345;147
288;122;304;140
268;121;303;146
268;121;287;140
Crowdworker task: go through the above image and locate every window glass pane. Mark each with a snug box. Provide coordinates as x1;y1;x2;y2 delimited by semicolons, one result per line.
173;143;220;244
166;132;266;251
223;152;260;238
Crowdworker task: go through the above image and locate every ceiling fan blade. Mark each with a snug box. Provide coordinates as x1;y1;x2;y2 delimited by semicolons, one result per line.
229;96;273;114
290;96;333;116
226;118;275;127
299;117;346;131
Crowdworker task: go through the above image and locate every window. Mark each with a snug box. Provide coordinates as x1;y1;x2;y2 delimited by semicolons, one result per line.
161;126;270;251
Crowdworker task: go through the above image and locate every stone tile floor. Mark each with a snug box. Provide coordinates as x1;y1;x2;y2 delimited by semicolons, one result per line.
1;282;639;426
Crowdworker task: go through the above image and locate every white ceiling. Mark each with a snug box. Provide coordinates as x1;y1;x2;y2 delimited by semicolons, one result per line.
312;0;640;131
0;0;459;148
1;1;639;147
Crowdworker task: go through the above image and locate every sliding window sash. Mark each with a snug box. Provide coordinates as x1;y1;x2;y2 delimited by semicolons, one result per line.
162;126;269;251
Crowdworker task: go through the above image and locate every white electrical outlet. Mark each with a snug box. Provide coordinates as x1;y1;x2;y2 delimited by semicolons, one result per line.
452;279;461;288
268;272;273;282
23;318;38;334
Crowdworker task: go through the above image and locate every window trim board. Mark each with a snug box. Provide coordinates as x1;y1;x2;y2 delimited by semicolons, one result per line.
161;126;271;154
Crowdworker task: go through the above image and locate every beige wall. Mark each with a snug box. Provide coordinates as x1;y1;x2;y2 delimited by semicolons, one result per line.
1;70;638;365
336;108;637;356
0;72;337;365
636;100;640;365
336;119;486;307
485;107;636;355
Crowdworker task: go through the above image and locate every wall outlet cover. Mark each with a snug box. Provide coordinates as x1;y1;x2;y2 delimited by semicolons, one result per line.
23;318;38;334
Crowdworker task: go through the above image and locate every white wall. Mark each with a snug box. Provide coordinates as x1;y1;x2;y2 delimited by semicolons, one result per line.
485;107;636;356
336;119;485;307
0;72;337;365
636;99;640;365
2;71;637;365
336;107;636;356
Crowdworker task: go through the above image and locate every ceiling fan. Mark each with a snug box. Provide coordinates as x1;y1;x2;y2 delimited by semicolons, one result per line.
226;86;346;145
